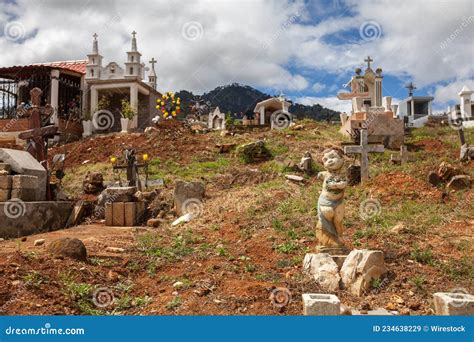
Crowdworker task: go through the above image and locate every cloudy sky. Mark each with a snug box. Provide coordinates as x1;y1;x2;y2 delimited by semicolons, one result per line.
0;0;473;112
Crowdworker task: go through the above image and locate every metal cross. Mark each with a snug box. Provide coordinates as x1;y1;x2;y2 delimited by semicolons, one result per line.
364;56;373;69
405;82;417;97
93;33;98;40
149;57;157;68
343;128;384;182
131;30;137;38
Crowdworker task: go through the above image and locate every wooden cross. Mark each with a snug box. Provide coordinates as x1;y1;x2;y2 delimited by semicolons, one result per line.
18;88;58;164
365;56;373;69
343;129;384;182
390;145;414;164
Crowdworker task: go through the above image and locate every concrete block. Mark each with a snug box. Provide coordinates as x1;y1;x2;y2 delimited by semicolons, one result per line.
105;203;113;226
0;201;74;239
124;202;136;226
0;189;11;201
302;293;340;316
433;292;474;315
0;148;47;200
112;202;125;226
0;163;11;174
11;189;37;202
136;201;145;221
0;175;12;189
12;175;39;189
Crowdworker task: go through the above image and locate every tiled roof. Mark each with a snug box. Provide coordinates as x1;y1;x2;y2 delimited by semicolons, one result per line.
32;60;87;74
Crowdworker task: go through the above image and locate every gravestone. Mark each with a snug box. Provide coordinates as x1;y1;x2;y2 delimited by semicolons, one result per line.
344;129;384;182
0;148;47;201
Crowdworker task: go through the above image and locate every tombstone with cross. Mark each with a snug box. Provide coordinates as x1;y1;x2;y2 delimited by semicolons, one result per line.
405;82;417;97
343;129;384;182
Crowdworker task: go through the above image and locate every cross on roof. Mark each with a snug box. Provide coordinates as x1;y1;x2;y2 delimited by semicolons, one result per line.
93;33;98;39
405;82;417;96
149;57;157;68
364;56;373;69
131;30;137;38
343;128;384;182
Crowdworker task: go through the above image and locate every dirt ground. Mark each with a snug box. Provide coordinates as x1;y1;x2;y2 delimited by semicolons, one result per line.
1;121;473;316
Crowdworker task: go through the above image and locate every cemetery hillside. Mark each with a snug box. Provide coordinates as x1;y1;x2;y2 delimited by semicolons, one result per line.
0;117;472;315
0;3;473;323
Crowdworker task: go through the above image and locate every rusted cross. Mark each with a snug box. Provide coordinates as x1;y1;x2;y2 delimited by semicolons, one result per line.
18;88;58;165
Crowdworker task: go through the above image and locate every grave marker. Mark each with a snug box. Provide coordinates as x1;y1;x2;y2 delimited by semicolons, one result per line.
343;129;384;182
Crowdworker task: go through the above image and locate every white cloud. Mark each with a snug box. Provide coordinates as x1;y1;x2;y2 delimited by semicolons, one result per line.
296;96;351;113
0;0;472;110
312;82;326;93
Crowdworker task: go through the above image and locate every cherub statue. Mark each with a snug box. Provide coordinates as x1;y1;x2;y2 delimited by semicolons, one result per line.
316;148;347;252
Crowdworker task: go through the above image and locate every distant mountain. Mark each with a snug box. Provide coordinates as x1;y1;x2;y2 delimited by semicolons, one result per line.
175;83;339;121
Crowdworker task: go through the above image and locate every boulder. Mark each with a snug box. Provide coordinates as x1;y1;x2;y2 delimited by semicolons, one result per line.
438;162;461;182
340;249;387;296
83;172;105;194
46;238;87;262
447;175;471;191
173;181;205;216
236;141;272;163
460;144;474;162
303;253;341;291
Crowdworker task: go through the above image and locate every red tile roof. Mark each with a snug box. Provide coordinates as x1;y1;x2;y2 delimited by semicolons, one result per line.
33;60;87;74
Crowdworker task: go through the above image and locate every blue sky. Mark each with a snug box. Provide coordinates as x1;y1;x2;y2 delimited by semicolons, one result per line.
0;0;473;113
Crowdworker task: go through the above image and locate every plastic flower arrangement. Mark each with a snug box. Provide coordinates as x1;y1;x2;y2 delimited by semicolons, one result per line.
156;91;181;118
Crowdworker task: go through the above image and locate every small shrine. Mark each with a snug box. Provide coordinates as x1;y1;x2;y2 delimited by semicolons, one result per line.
338;57;404;148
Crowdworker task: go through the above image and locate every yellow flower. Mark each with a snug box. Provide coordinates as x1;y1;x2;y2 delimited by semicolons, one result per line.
143;153;149;161
110;156;117;163
172;111;176;116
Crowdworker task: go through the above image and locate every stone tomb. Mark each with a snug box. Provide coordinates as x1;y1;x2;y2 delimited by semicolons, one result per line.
0;148;74;239
0;148;47;201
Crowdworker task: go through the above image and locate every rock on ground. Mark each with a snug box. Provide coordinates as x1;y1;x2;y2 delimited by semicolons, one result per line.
303;253;341;292
340;250;387;296
447;175;471;191
46;238;87;262
236;141;272;163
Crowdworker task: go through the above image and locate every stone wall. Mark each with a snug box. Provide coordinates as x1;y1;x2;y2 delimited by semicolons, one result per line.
0;201;74;238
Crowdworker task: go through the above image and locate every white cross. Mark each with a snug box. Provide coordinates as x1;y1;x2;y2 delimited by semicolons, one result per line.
344;129;384;182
